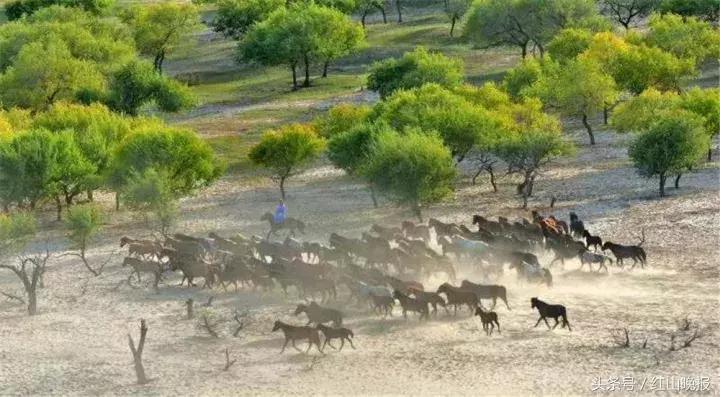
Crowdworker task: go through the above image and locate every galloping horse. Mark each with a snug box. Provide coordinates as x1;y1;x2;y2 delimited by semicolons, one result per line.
261;212;305;240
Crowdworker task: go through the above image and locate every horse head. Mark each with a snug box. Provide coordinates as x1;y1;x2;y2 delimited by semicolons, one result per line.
530;297;538;309
294;304;307;315
272;320;282;332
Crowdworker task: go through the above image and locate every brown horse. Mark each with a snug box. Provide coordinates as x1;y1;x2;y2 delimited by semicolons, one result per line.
272;320;323;354
261;212;305;239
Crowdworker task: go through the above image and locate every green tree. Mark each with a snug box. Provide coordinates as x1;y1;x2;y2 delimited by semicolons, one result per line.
360;128;457;221
238;4;364;89
0;212;46;316
502;58;543;99
367;47;463;99
124;3;201;73
463;0;601;58
611;88;679;133
50;131;96;220
628;113;708;196
680;88;720;160
4;0;113;20
123;168;178;236
211;0;284;39
546;28;593;63
105;60;195;116
527;58;618;144
313;103;371;138
600;0;660;29
248;124;325;199
645;13;720;68
327;122;386;206
0;40;105;111
659;0;720;21
108;126;223;209
446;0;471;37
357;0;386;27
493;99;573;207
0;7;139;112
372;84;501;162
65;204;104;275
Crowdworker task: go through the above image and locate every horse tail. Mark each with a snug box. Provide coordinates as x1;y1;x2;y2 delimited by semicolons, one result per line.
562;310;571;331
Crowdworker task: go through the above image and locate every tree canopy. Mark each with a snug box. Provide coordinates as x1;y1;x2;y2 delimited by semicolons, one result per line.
4;0;113;20
600;0;659;29
367;47;463;99
371;84;501;162
314;104;371;139
211;0;284;39
659;0;720;21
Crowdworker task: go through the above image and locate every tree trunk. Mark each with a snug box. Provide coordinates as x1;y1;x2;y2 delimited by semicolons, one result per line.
603;106;609;125
527;174;535;196
303;54;311;87
369;185;378;208
27;289;37;316
128;320;149;384
396;0;402;22
659;173;666;197
154;49;165;73
87;189;94;202
361;10;368;27
582;112;595;145
537;43;545;58
322;61;329;78
115;192;120;211
708;147;713;161
674;174;682;189
450;17;456;37
521;44;527;59
279;176;286;200
291;64;298;90
55;196;62;221
380;5;387;23
488;165;497;192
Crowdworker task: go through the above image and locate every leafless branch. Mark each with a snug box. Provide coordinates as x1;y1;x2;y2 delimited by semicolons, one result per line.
223;348;237;371
1;291;25;304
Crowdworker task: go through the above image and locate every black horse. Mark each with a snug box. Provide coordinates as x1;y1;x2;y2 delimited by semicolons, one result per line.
582;230;603;251
460;280;511;310
602;242;646;268
530;297;571;331
569;212;585;239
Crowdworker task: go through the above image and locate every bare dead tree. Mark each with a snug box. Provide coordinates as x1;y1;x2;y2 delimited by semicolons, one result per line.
232;310;248;337
681;329;700;348
611;328;630;348
0;249;50;315
678;316;691;331
197;310;222;338
127;319;149;384
223;348;236;371
186;299;194;320
635;228;646;247
642;338;648;349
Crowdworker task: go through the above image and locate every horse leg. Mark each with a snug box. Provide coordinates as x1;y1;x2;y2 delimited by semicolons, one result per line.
495;320;501;334
339;339;345;351
552;318;560;329
280;339;289;353
347;337;355;349
543;317;552;330
292;340;302;352
489;322;494;336
534;317;544;328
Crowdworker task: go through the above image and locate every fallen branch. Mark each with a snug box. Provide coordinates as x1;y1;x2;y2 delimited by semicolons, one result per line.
232;310;248;337
611;328;630;348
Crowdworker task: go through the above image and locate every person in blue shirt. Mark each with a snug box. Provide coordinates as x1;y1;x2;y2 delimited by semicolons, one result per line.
273;200;287;224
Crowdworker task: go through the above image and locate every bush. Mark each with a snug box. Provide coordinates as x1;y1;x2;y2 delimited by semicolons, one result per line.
66;204;104;275
123;168;178;235
314;104;371;139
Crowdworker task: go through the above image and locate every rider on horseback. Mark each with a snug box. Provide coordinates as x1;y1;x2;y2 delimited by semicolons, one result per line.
274;200;287;225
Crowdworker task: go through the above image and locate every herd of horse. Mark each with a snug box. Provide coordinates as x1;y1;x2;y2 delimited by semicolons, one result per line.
118;210;646;353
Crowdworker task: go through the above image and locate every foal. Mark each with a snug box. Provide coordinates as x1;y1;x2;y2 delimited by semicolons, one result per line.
582;230;603;251
530;297;571;331
272;320;323;354
316;324;355;351
475;306;500;336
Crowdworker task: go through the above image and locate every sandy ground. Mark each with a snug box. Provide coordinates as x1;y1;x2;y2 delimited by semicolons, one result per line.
1;126;719;396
